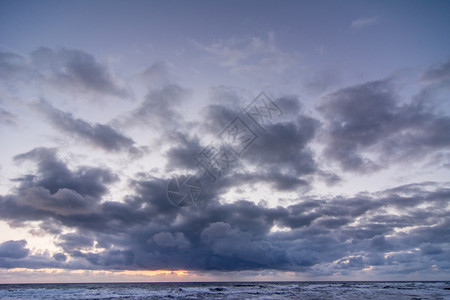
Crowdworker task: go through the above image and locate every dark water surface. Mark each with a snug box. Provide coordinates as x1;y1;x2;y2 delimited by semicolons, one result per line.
0;281;449;299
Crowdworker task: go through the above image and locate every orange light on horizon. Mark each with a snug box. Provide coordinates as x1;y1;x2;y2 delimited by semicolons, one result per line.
119;269;190;277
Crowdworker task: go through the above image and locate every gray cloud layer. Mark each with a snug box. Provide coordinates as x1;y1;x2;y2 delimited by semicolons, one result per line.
0;51;449;279
0;144;448;276
35;100;143;154
0;48;128;98
31;47;128;97
318;78;450;172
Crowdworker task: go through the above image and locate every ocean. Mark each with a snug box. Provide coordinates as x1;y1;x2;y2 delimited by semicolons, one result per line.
0;281;449;299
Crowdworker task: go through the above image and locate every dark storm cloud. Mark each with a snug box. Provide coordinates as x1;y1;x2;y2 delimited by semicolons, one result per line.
1;144;448;276
0;240;29;259
35;100;143;154
0;79;448;278
420;243;443;255
200;104;240;135
153;232;191;249
31;47;128;97
0;149;118;232
318;78;450;172
191;94;324;191
199;222;287;270
13;147;117;198
56;233;95;252
245;115;320;176
120;181;450;273
158;87;323;191
124;85;318;194
52;252;67;262
220;171;310;192
164;133;203;172
160;91;338;194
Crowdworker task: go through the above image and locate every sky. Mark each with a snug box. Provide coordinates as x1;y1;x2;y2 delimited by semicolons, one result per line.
0;0;449;283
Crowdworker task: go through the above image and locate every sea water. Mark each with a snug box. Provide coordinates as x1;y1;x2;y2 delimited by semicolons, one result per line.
0;281;449;299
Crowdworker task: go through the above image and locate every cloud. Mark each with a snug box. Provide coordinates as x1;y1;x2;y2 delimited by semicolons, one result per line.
34;100;144;155
0;77;448;278
0;240;29;259
420;243;443;255
161;92;326;191
200;222;288;270
120;84;191;131
421;59;450;83
0;51;33;82
223;113;320;191
153;232;191;249
21;187;99;216
164;133;203;172
56;233;95;252
12;147;117;199
1;47;129;99
351;16;379;30
140;61;174;86
1;144;448;278
30;47;128;97
245;115;320;176
305;68;341;93
52;252;67;262
0;109;17;127
194;33;299;78
318;78;450;172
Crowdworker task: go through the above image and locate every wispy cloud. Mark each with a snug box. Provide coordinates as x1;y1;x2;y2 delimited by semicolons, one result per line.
34;100;145;155
193;32;299;78
351;16;379;30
